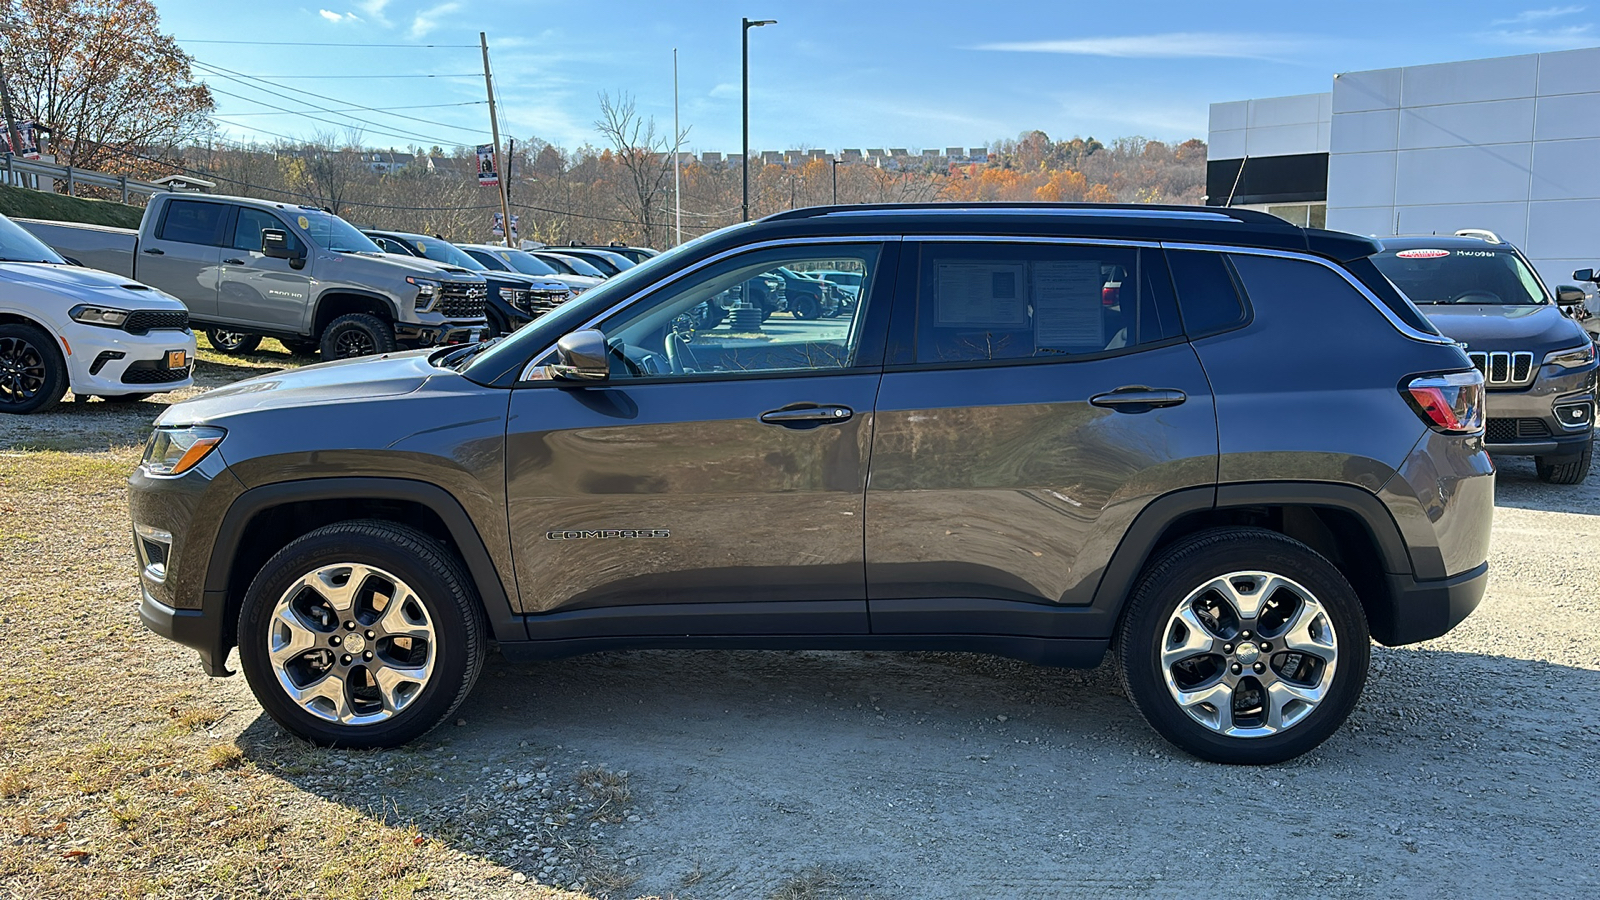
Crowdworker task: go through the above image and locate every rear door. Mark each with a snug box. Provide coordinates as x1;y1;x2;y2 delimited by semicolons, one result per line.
503;241;896;637
136;198;228;318
217;206;313;332
865;239;1218;632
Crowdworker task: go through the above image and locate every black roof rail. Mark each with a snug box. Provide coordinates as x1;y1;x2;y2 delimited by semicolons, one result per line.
759;202;1290;227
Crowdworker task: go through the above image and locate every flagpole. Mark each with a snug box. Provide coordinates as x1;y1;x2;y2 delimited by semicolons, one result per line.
673;47;681;247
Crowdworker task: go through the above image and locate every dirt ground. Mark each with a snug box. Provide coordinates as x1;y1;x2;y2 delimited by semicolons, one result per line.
1;344;1596;899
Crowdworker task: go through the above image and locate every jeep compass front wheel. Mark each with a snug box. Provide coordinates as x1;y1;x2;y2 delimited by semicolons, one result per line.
237;520;486;747
1117;528;1369;765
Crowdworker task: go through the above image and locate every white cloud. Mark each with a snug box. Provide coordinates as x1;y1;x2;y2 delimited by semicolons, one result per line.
1484;23;1597;47
409;2;460;38
318;9;361;23
1492;5;1586;25
358;0;391;25
973;32;1312;61
708;83;739;99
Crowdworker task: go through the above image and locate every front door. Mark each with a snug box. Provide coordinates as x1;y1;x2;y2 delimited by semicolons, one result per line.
505;242;896;637
217;207;313;332
137;198;227;319
866;240;1219;631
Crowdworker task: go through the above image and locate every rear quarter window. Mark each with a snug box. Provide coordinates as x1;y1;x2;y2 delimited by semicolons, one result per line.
1166;250;1248;337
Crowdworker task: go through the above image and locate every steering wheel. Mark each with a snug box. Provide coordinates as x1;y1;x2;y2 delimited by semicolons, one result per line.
663;330;703;374
1446;290;1500;304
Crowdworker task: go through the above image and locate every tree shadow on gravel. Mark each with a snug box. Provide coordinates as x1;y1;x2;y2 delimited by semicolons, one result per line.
233;644;1600;899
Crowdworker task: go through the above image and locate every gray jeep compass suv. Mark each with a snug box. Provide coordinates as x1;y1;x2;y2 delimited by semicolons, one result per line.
130;204;1494;765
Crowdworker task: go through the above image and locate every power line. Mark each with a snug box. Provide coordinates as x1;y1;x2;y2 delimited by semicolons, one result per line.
223;101;487;117
205;85;468;146
179;39;478;48
195;60;489;139
204;73;481;79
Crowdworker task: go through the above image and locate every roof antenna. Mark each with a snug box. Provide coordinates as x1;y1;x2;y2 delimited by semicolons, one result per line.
1225;156;1247;208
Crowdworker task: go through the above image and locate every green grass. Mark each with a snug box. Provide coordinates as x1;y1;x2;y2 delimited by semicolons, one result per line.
0;183;143;228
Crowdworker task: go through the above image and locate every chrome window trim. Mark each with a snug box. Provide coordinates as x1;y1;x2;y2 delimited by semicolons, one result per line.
824;207;1242;221
516;235;899;382
1160;241;1458;345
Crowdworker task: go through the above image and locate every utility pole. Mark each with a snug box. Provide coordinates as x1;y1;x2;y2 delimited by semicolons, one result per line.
480;32;515;247
0;57;26;181
673;47;681;246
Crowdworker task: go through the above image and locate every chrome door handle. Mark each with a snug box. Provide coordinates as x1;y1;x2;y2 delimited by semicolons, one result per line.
760;405;854;425
1089;387;1187;412
223;258;245;265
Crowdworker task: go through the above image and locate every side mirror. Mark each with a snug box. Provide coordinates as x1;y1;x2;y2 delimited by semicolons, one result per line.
548;329;609;382
261;229;306;268
1572;268;1596;283
1556;285;1587;306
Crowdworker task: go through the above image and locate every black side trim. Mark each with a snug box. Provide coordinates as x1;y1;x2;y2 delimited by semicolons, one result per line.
1215;482;1419;576
140;588;234;677
524;600;868;639
1375;562;1488;646
1087;485;1218;628
207;478;523;643
502;633;1106;668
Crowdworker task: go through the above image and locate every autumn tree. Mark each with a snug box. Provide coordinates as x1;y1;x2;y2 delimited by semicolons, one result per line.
593;91;689;247
0;0;212;177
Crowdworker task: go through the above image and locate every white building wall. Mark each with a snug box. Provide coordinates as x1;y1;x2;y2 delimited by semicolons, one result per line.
1208;92;1330;161
1326;47;1600;292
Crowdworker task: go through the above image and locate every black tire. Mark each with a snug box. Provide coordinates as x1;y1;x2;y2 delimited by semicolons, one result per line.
319;313;397;360
1535;439;1592;485
790;294;821;320
1116;527;1370;765
484;308;511;340
236;520;487;748
100;393;153;404
282;340;320;358
206;328;262;355
0;322;68;415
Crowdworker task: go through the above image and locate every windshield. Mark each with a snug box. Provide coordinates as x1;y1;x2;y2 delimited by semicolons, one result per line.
403;236;486;271
294;208;383;254
461;223;751;383
1372;247;1548;306
548;254;605;278
493;248;559;276
0;215;67;264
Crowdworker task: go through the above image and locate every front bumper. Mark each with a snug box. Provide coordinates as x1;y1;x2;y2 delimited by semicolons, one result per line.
1374;562;1489;646
140;586;233;676
395;321;485;347
63;325;196;396
1482;363;1595;457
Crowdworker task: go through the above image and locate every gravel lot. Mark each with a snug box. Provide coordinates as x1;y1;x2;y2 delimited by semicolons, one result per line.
2;345;1596;899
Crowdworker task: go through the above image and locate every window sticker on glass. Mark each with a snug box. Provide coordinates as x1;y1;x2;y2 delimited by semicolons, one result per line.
1032;260;1104;352
297;215;310;230
935;262;1027;327
1395;249;1449;259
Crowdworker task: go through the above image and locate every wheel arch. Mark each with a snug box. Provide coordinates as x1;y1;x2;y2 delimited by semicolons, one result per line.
1093;482;1421;646
205;477;523;668
312;289;399;336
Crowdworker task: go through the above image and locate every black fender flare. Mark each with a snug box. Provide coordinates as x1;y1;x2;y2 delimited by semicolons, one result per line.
205;477;523;644
312;287;402;331
1088;481;1419;635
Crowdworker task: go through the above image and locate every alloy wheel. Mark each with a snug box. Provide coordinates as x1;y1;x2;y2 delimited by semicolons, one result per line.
332;329;376;358
212;330;248;350
0;335;47;406
267;563;436;725
1159;571;1339;738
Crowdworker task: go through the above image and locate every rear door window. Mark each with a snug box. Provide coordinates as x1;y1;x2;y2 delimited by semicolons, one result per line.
910;242;1182;364
157;200;229;246
1166;250;1249;337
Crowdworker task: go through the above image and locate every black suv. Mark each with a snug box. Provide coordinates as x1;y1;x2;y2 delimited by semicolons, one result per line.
1372;235;1597;483
131;204;1493;764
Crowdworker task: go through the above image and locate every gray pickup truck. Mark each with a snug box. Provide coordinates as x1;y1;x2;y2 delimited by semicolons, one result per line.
19;193;488;358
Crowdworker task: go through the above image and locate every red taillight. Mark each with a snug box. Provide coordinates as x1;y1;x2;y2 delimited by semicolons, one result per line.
1102;285;1120;308
1403;371;1485;434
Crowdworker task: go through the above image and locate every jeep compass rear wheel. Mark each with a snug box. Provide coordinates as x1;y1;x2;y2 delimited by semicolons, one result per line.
1117;528;1369;765
237;520;486;748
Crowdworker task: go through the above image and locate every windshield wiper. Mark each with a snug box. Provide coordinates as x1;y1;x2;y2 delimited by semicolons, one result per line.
443;336;503;371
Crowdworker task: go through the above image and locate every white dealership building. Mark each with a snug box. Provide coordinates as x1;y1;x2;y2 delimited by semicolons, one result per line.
1207;46;1600;292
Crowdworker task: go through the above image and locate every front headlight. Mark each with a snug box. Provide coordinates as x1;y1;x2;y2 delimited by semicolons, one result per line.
507;288;534;312
142;426;226;476
1544;343;1597;369
407;276;441;312
70;304;130;327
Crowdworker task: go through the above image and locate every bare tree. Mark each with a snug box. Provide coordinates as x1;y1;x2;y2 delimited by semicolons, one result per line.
593;91;689;247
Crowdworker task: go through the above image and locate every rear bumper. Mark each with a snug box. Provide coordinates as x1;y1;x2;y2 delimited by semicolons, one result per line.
139;586;234;677
1373;562;1489;646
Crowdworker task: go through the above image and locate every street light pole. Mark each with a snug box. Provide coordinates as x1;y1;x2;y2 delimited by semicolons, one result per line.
741;17;775;222
830;156;839;205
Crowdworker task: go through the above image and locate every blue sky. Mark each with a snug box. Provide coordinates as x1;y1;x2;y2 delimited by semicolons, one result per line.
157;0;1600;155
